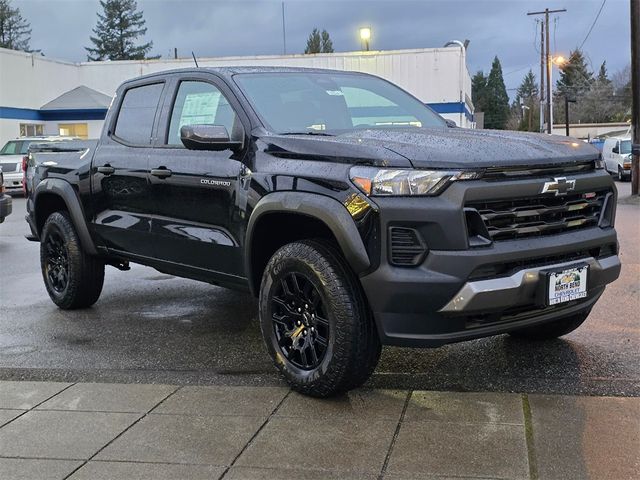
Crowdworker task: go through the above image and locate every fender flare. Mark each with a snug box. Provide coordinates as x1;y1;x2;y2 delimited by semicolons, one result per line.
245;192;371;293
34;178;98;256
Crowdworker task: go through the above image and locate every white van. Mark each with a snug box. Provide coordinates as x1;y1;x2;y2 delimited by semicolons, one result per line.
602;136;632;181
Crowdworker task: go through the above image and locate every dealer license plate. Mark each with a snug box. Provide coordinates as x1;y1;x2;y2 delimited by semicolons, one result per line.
547;265;589;306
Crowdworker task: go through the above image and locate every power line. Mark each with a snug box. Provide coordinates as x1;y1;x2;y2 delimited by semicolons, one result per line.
579;0;607;51
504;65;533;76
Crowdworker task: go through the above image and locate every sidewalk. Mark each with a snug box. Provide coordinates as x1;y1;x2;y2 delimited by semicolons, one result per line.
0;381;638;480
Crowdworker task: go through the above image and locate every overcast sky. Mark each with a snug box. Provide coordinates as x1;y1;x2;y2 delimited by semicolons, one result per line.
16;0;632;94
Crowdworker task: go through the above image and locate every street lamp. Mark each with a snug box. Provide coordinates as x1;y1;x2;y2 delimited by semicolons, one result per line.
359;27;371;51
548;54;568;133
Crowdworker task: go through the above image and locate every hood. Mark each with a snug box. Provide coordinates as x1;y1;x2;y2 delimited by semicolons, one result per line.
260;127;599;169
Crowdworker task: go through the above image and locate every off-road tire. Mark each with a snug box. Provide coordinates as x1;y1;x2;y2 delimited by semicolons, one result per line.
259;239;381;397
509;310;590;340
40;211;105;309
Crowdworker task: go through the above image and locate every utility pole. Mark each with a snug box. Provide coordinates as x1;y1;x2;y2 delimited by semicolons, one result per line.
631;0;639;195
539;21;545;133
281;2;287;55
528;8;566;134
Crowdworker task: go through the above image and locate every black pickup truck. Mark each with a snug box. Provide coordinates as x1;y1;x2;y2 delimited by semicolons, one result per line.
26;67;621;397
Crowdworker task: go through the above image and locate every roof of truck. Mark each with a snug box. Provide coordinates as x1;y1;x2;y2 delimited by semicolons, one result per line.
127;66;367;83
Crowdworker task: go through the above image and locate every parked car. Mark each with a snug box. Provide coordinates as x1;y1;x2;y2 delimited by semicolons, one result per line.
0;136;80;195
602;136;632;181
0;170;12;223
25;67;620;397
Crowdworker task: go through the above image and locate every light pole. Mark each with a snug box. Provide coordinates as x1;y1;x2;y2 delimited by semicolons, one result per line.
549;55;567;134
359;27;371;51
521;104;531;131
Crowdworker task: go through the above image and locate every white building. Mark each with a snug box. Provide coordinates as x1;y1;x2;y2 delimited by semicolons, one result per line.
0;46;474;147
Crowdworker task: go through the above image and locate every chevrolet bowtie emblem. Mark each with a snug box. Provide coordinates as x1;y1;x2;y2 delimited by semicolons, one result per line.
541;177;576;196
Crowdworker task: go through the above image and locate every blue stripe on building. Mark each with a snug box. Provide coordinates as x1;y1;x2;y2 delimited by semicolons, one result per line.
1;102;473;123
0;107;108;121
427;102;474;122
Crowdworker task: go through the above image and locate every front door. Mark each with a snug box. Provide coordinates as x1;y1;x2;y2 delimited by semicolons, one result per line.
90;81;165;258
147;77;249;284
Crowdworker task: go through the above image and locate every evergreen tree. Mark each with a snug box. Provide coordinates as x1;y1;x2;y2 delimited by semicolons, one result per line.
596;61;611;85
85;0;154;61
483;56;510;129
556;49;593;97
515;70;539;102
0;0;31;51
305;28;333;54
471;71;488;112
514;70;539;131
305;28;321;54
320;30;334;53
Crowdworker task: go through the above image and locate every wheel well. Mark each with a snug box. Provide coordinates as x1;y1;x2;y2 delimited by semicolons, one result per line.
249;212;340;295
35;193;68;234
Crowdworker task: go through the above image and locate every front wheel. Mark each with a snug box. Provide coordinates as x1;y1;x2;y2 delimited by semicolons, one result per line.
259;240;381;397
617;166;628;182
40;211;105;309
508;310;590;340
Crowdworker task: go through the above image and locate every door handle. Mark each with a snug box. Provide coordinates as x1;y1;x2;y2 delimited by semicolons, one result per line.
151;168;172;178
97;165;115;175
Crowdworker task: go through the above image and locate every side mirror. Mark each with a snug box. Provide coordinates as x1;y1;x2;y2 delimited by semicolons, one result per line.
612;146;619;154
180;124;242;152
444;119;457;128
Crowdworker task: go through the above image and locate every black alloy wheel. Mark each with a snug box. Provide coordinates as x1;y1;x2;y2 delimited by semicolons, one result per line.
44;229;69;293
40;211;105;309
259;240;382;397
271;272;329;370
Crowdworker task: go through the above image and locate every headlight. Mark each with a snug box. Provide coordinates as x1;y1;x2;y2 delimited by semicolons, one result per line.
350;166;480;196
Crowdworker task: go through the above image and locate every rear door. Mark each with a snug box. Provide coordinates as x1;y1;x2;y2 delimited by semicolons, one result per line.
146;74;250;282
90;80;165;258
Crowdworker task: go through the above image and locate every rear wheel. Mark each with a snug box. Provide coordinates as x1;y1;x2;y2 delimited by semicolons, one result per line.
509;310;590;340
259;240;381;397
41;211;105;309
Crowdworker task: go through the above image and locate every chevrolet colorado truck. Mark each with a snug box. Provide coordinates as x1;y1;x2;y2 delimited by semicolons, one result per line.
26;67;621;397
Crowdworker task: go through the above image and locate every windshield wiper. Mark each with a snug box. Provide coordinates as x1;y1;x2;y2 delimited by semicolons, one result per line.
279;131;335;137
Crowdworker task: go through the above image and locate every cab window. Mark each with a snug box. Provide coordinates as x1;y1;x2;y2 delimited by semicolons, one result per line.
167;81;242;145
114;83;164;145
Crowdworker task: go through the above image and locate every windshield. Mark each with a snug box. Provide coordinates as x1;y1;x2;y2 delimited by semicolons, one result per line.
0;140;30;155
620;140;631;155
234;72;446;134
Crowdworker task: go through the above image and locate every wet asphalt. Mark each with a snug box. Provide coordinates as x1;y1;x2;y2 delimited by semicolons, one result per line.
0;183;638;396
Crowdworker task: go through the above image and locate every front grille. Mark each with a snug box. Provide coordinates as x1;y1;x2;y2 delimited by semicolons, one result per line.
388;227;427;266
0;162;19;173
466;190;609;242
482;161;595;180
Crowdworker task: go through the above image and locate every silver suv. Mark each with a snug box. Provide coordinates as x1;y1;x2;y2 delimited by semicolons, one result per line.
0;136;80;194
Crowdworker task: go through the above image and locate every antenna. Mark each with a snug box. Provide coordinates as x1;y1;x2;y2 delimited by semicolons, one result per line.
191;51;199;68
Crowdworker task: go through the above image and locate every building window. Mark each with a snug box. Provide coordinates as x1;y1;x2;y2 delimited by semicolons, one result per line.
58;123;88;139
20;124;44;137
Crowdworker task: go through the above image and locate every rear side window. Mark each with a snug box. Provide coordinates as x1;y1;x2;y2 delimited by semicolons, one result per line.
114;83;164;144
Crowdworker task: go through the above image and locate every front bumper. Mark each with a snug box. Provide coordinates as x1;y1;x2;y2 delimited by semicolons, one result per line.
0;194;12;222
2;172;23;192
358;170;621;347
